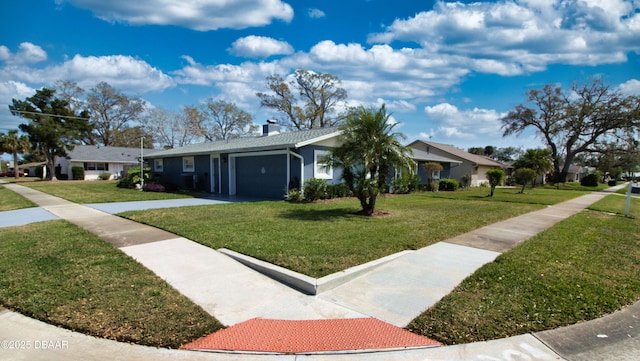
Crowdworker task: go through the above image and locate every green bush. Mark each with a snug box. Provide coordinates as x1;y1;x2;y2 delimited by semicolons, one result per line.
117;167;152;189
460;174;471;188
438;178;460;191
98;172;111;180
326;183;351;199
580;173;600;187
303;178;328;202
286;189;303;202
391;174;420;194
71;166;85;180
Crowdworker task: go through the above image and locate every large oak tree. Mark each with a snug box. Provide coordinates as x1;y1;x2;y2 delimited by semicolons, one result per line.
257;69;347;130
501;80;639;183
10;88;92;180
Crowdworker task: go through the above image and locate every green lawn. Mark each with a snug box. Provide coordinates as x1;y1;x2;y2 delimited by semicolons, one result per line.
407;195;640;345
23;180;193;203
426;186;591;205
121;192;556;277
0;185;36;211
0;220;223;348
2;185;635;348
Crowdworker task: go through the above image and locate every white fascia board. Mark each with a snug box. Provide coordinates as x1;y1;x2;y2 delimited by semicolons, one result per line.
294;130;342;148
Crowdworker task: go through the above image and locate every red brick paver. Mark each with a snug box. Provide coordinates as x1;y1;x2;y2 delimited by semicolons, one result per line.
181;318;441;354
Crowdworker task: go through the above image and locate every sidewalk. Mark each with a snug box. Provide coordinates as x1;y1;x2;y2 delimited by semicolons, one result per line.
0;182;638;360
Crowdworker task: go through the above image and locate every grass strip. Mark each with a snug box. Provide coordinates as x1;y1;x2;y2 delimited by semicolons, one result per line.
0;185;37;211
407;195;640;344
122;193;546;277
0;220;223;348
23;180;192;203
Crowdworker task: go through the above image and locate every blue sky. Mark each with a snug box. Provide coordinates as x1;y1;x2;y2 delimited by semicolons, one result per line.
1;0;639;153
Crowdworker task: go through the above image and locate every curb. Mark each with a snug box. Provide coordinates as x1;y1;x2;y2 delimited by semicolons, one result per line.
218;248;413;295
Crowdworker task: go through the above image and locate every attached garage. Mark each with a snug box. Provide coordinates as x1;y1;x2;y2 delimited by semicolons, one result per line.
233;154;288;199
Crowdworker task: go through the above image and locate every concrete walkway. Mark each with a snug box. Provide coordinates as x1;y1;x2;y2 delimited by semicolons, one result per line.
0;182;638;360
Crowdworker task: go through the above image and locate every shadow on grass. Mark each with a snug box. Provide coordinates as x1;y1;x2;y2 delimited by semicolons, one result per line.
278;207;359;221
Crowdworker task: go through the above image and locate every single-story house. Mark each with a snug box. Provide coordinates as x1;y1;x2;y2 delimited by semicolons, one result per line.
146;124;343;199
58;145;157;180
566;165;594;182
409;147;462;183
408;140;504;186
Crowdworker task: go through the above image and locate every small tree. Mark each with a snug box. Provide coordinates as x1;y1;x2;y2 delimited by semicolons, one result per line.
0;130;30;179
514;168;536;194
326;104;415;215
513;148;552;187
423;162;443;183
486;168;505;197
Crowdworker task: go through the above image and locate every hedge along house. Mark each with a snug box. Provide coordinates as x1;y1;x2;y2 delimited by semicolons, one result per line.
146;124;343;199
57;145;157;180
409;140;504;187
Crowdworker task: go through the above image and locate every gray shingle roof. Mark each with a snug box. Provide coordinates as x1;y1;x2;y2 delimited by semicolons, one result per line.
410;140;504;167
147;127;341;158
409;148;462;163
66;145;158;163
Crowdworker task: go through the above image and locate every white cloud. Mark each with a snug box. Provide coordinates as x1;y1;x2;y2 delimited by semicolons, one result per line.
0;42;47;65
368;0;640;74
308;8;325;19
618;79;640;96
424;103;507;142
229;36;294;58
58;0;294;30
0;54;173;94
0;81;36;131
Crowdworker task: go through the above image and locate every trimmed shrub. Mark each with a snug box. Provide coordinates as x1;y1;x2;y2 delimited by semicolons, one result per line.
71;166;85;180
438;178;460;191
391;174;420;194
286;189;303;202
460;174;471;188
143;182;165;192
326;183;351;199
303;178;327;202
580;173;599;187
98;172;111;180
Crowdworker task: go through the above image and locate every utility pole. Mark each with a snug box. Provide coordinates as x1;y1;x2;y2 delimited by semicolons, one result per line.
140;137;144;191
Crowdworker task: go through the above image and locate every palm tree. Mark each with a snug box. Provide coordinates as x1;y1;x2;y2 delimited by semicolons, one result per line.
514;148;552;186
327;104;415;215
0;130;30;179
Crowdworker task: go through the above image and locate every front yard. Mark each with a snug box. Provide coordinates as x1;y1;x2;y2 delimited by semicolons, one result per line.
121;191;545;277
0;180;637;348
408;194;640;344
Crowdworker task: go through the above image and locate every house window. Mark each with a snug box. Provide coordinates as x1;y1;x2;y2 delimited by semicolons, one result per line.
432;170;441;180
314;150;332;179
183;156;195;172
84;162;108;171
154;159;163;172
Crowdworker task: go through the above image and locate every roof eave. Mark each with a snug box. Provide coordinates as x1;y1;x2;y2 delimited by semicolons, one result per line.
294;130;342;148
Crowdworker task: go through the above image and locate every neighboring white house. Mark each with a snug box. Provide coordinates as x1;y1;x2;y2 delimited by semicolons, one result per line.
408;140;505;187
57;145;157;180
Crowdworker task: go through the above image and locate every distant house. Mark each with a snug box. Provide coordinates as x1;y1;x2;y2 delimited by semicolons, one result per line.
408;140;504;186
146;124;343;199
566;165;593;182
409;147;462;183
58;145;156;180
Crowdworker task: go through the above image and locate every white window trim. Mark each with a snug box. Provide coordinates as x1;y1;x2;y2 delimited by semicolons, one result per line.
314;150;332;180
154;159;164;172
182;156;195;172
